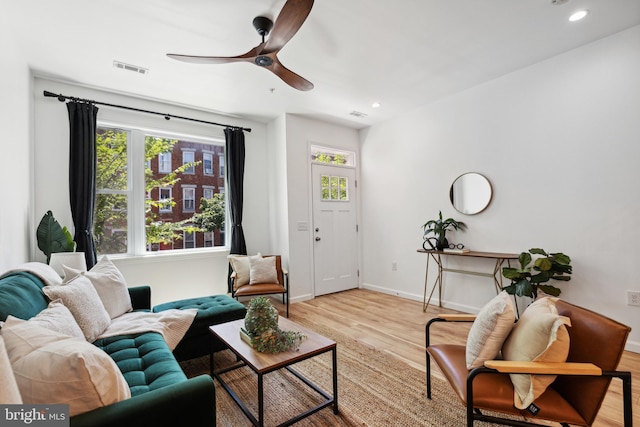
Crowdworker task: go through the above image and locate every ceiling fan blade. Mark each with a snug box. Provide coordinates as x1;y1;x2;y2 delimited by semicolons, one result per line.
263;0;314;54
269;56;314;91
167;45;263;64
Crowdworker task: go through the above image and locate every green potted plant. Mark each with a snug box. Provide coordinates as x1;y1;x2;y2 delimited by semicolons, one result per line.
36;210;76;264
422;211;467;251
502;248;572;299
241;297;305;354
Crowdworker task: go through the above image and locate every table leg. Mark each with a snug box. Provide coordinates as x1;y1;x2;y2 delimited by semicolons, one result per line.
423;253;443;312
258;373;264;427
332;347;339;414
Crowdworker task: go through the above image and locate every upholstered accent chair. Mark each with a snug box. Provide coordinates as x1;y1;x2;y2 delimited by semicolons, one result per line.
426;299;632;427
229;254;289;317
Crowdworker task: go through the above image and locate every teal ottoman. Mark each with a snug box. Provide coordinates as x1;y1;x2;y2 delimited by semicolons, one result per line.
153;295;246;361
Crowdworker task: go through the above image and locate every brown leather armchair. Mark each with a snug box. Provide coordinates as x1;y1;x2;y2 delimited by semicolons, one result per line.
230;255;289;317
426;300;632;426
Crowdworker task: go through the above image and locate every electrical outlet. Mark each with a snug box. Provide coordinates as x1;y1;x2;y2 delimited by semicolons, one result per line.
627;291;640;306
391;261;398;271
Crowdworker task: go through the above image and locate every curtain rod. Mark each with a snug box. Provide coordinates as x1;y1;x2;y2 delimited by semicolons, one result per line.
43;90;251;133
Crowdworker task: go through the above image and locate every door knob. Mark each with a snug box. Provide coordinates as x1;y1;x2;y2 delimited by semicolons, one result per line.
315;237;321;241
315;228;319;232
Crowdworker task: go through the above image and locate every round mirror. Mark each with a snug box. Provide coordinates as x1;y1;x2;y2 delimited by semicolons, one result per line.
449;173;492;215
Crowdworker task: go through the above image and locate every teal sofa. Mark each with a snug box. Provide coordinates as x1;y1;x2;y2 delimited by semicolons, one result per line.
0;271;216;427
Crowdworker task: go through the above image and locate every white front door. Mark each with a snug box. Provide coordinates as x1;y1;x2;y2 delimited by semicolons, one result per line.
311;164;358;296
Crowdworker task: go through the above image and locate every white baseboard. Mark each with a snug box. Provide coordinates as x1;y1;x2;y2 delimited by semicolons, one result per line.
289;293;314;304
361;282;482;314
625;340;640;353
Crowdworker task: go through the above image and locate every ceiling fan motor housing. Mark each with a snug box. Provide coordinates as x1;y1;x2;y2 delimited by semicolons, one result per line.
253;16;273;37
255;56;274;67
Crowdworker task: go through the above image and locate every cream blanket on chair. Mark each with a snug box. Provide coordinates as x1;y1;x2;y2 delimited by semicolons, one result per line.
97;309;198;351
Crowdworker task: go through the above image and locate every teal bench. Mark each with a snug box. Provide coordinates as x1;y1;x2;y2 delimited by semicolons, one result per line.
153;294;247;361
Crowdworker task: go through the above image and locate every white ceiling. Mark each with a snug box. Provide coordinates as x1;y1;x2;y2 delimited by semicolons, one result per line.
8;0;640;129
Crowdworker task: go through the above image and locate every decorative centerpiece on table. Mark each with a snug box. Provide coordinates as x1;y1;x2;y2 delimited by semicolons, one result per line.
422;211;467;251
240;296;306;353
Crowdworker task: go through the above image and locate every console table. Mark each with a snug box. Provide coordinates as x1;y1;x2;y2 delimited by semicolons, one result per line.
417;249;519;312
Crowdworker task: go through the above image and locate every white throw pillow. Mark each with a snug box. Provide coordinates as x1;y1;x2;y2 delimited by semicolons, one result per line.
43;275;111;342
0;335;22;404
228;255;250;289
501;297;571;409
63;256;132;319
466;291;516;369
28;299;85;339
1;317;130;416
249;255;279;285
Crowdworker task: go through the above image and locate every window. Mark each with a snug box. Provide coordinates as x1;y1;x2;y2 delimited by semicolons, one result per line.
158;152;171;173
183;229;195;249
183;186;196;212
94;124;226;256
311;145;355;166
219;155;225;177
203;152;213;175
203;187;215;200
204;231;214;247
320;175;349;201
183;151;195;174
159;188;172;213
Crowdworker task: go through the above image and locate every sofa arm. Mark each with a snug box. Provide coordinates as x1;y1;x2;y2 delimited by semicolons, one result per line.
70;375;215;427
128;286;151;311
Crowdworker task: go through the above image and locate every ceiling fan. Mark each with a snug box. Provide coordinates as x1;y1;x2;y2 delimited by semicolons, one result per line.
167;0;314;91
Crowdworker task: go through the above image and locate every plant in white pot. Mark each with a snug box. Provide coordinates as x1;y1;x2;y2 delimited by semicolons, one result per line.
36;210;77;264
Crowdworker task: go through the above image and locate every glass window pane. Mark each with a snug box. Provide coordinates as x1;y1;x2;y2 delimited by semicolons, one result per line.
96;129;127;191
330;176;339;200
339;177;348;200
94;194;128;255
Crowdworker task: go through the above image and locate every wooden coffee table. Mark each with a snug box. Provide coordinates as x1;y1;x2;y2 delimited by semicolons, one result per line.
209;317;338;427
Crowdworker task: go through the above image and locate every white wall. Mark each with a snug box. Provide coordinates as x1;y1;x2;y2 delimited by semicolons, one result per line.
360;26;640;351
0;20;31;271
278;114;361;301
32;78;271;305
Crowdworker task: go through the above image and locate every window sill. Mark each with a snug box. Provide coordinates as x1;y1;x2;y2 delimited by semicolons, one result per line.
107;247;229;264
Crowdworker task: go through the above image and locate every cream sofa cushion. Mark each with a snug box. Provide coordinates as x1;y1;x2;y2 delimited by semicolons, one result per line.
63;255;132;319
1;316;130;416
466;291;516;369
43;274;111;342
28;299;85;339
0;335;22;404
502;297;571;409
249;255;278;285
228;255;250;290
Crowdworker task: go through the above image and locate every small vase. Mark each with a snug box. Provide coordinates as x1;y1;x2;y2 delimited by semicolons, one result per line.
436;237;449;251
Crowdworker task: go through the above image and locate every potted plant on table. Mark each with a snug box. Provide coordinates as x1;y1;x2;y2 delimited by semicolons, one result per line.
241;297;306;354
422;211;467;251
501;248;572;299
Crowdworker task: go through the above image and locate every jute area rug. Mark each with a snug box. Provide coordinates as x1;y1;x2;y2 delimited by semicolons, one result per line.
180;314;501;426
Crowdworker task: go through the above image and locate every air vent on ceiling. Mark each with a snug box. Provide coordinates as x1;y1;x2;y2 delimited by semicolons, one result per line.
113;61;149;75
349;111;368;118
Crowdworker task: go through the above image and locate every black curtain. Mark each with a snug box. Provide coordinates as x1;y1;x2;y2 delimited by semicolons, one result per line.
67;101;99;269
225;127;247;292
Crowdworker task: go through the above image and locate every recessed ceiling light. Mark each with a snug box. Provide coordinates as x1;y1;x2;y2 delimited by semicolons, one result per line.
371;102;381;108
569;9;589;22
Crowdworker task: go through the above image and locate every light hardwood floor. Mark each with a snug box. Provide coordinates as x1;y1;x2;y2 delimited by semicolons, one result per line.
272;288;639;427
